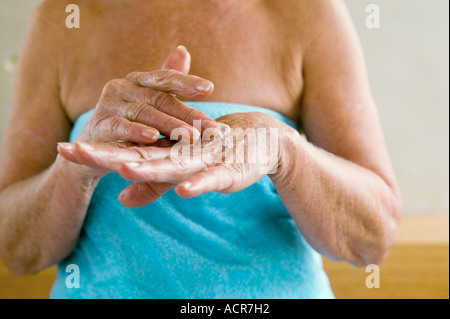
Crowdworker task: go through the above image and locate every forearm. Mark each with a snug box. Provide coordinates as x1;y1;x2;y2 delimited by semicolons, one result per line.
0;155;99;274
271;130;402;267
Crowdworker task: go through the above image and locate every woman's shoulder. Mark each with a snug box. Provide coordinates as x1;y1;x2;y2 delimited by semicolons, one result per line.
268;0;348;26
29;0;95;46
27;0;113;66
267;0;351;47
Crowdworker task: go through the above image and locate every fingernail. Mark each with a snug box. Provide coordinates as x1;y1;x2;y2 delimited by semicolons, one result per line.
181;182;192;189
177;45;187;51
77;142;94;151
57;142;74;151
124;162;140;169
142;129;159;141
202;119;218;130
182;181;202;191
196;82;214;93
119;189;130;200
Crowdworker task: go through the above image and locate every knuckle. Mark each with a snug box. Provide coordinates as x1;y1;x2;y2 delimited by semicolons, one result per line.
152;69;177;86
126;71;140;80
141;88;156;104
115;79;128;90
122;122;135;139
85;120;97;141
94;98;111;112
127;102;148;122
94;100;130;131
103;79;121;94
109;116;124;136
102;78;130;96
181;106;204;122
172;102;191;119
149;70;165;85
149;91;172;110
164;69;178;82
87;116;109;142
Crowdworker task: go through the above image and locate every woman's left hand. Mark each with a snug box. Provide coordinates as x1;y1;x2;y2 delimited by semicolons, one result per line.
58;112;294;204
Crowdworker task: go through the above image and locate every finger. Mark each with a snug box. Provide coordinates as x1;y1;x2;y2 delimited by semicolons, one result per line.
151;136;176;147
175;166;235;198
118;90;218;133
57;142;78;164
118;182;174;208
114;102;201;143
162;45;191;74
93;116;160;144
100;78;137;98
118;158;206;183
125;70;214;98
57;141;171;170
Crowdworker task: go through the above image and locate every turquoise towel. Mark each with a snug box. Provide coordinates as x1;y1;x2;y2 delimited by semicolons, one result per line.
50;102;334;299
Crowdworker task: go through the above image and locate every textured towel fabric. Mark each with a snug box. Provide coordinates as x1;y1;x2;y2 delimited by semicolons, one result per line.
50;102;334;299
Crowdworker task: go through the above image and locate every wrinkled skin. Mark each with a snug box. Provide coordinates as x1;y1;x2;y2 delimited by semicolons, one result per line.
59;110;290;204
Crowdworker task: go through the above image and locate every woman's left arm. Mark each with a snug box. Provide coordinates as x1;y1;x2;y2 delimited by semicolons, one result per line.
270;0;402;267
271;125;402;267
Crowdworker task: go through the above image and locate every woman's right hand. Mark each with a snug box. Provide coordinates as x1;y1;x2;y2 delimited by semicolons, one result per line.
58;45;217;178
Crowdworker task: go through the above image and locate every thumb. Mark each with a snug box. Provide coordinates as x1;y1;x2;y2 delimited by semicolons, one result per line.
162;45;191;74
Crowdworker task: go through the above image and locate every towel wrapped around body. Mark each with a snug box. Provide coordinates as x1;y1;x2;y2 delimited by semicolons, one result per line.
50;102;334;299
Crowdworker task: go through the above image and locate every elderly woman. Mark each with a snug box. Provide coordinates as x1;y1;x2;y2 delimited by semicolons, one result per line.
0;0;402;299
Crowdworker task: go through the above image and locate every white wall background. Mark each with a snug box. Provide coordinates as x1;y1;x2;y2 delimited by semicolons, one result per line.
0;0;448;215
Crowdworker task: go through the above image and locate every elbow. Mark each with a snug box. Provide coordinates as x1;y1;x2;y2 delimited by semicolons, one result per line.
0;241;49;276
1;255;49;276
0;251;44;275
357;238;395;268
351;191;404;268
2;262;38;276
0;205;55;276
349;231;398;268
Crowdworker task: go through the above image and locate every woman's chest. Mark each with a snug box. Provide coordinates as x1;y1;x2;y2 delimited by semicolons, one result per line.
60;0;304;122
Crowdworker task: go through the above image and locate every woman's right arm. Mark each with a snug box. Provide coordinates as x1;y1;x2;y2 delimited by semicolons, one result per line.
0;1;216;275
0;2;98;275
